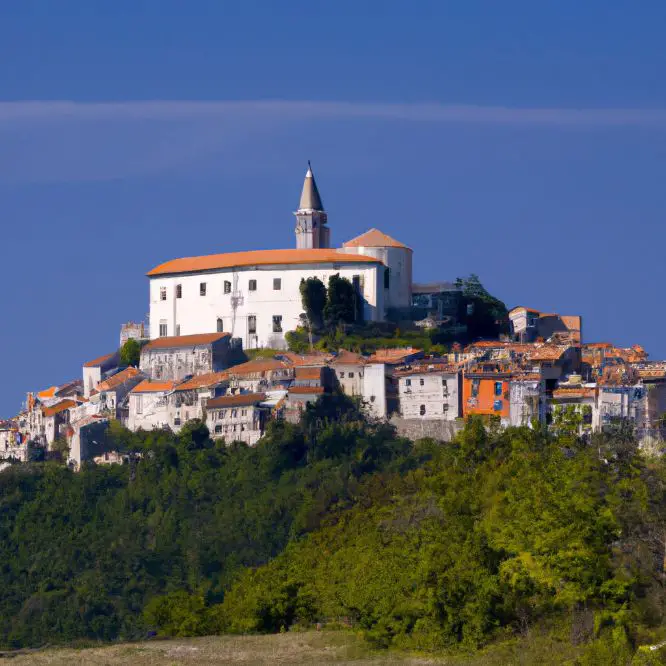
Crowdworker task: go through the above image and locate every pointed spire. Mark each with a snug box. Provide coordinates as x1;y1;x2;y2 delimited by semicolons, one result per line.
298;161;324;211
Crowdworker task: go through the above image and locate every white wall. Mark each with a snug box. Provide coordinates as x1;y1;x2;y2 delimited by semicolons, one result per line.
341;246;412;310
127;392;171;431
398;372;460;421
362;364;387;419
149;262;384;350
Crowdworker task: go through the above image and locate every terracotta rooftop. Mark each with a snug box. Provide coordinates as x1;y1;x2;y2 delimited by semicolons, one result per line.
83;351;118;368
553;387;597;399
148;249;381;277
295;366;323;380
222;358;291;378
368;348;423;364
143;332;230;351
207;392;267;409
96;367;142;393
37;386;58;399
330;350;367;365
395;363;459;377
131;380;177;394
42;399;77;417
278;351;331;366
342;228;410;250
288;386;326;395
174;372;229;391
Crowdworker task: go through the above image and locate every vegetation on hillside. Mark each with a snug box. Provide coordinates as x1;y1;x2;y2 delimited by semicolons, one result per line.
1;396;666;662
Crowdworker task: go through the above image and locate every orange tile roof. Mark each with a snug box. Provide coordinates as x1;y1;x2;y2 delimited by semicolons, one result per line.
131;380;177;393
368;348;423;364
289;386;326;395
342;228;410;250
278;351;331;366
83;352;118;368
147;249;381;277
553;387;596;399
207;392;267;408
37;386;58;399
330;350;367;365
42;399;76;417
395;363;458;377
174;372;229;391
143;333;230;351
295;367;323;380
527;346;567;362
96;367;142;392
222;358;291;377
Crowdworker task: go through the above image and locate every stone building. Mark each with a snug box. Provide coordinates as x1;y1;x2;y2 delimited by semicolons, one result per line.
206;393;269;446
147;166;413;350
82;351;120;398
139;332;240;381
126;380;176;431
396;364;462;421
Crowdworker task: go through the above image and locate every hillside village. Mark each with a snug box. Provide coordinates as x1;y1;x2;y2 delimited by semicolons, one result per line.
2;165;665;468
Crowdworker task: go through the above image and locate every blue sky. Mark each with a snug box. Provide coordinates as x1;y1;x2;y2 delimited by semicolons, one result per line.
1;1;665;414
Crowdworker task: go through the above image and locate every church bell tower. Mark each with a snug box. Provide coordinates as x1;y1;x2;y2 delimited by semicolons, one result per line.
294;162;330;249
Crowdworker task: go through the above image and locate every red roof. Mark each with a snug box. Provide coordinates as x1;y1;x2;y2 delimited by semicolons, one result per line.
148;249;381;277
131;380;176;393
342;228;410;250
96;367;142;392
42;400;76;417
289;386;325;395
175;372;229;391
143;333;229;351
83;352;118;368
207;392;267;408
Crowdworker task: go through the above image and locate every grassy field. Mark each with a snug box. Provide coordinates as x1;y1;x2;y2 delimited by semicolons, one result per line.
0;630;592;666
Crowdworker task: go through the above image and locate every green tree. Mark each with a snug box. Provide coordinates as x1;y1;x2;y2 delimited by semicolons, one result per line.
119;338;141;367
324;274;356;326
299;277;327;329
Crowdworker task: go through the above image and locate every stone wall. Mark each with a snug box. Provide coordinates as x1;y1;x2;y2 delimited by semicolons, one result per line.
390;416;463;442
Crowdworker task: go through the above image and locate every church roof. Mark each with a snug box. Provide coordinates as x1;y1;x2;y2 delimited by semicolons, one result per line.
343;228;411;250
298;164;324;211
142;333;230;350
147;249;381;277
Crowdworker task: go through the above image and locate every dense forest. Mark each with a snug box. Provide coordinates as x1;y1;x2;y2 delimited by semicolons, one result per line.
2;395;666;663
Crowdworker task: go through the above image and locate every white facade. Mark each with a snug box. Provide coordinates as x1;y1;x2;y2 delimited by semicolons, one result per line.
362;363;388;419
509;378;545;427
341;244;412;311
397;370;461;421
149;260;383;350
127;389;172;431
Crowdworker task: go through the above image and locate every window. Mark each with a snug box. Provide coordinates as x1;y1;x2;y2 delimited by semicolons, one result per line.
241;409;247;416
248;315;257;334
176;284;182;299
420;378;425;386
494;381;503;396
224;280;231;294
273;315;283;333
384;267;390;289
215;424;222;434
160;287;167;301
174;417;181;426
348;372;354;378
405;378;411;387
200;282;207;296
249;279;257;291
420;404;426;416
471;380;480;397
339;371;345;378
442;379;448;388
159;321;167;337
232;409;238;418
135;395;143;415
273;278;281;290
175;325;181;336
217;318;224;333
443;404;449;412
493;399;503;412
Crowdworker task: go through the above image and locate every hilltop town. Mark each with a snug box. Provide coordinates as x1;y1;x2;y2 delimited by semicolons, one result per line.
1;165;664;468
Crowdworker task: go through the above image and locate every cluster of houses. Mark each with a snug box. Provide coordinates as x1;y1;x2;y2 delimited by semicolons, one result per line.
2;165;665;467
2;301;666;468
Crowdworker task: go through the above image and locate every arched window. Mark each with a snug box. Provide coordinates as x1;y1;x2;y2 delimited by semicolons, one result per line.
216;318;224;332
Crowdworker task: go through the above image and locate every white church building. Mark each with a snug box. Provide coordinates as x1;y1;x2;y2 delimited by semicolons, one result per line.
147;165;413;350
